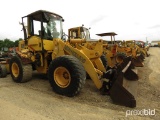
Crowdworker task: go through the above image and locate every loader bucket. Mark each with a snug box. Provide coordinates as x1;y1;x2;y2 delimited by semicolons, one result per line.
109;73;136;108
123;56;135;69
130;61;135;69
109;60;138;108
139;54;145;61
117;58;138;81
131;58;144;67
146;51;150;57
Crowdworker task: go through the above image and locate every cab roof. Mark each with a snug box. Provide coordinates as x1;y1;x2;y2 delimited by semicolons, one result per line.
23;10;63;22
96;32;117;36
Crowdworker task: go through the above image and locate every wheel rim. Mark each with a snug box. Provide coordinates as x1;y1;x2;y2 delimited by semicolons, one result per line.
54;67;71;88
12;63;19;77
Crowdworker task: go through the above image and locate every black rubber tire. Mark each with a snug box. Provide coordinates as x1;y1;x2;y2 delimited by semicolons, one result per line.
0;65;7;78
9;56;32;83
115;52;126;64
48;55;86;97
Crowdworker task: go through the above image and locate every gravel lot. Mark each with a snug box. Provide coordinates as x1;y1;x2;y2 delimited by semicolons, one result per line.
0;47;160;120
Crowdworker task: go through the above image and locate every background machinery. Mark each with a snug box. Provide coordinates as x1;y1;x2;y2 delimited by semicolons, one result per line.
68;25;139;106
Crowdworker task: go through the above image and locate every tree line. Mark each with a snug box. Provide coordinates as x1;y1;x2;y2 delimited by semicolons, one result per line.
0;38;23;51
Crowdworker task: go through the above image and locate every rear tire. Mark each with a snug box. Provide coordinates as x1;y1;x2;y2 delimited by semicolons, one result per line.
0;65;7;78
48;55;86;97
9;56;32;83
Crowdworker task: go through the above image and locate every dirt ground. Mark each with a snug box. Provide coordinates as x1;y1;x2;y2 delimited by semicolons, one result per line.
0;47;160;120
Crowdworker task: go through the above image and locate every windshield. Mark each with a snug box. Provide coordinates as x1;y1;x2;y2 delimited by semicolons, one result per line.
81;27;90;40
43;18;63;39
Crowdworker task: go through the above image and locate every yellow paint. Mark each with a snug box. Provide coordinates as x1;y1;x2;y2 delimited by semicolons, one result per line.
12;63;19;77
54;67;71;88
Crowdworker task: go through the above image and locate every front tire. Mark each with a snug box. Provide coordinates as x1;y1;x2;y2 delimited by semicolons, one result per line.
9;56;32;83
48;55;86;97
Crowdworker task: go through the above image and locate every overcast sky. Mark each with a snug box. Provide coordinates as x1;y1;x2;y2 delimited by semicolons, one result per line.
1;0;160;42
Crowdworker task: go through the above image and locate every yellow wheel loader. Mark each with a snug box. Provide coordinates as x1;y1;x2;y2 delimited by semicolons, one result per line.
68;25;139;105
68;27;127;68
124;40;146;67
9;10;138;107
95;32;129;67
95;33;141;81
104;39;144;67
135;40;150;57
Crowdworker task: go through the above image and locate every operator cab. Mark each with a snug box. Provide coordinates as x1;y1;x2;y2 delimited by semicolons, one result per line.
21;10;64;40
96;32;117;45
68;26;91;40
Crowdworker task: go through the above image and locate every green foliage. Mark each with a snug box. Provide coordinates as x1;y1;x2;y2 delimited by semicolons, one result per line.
0;38;23;51
14;38;23;47
0;40;3;50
